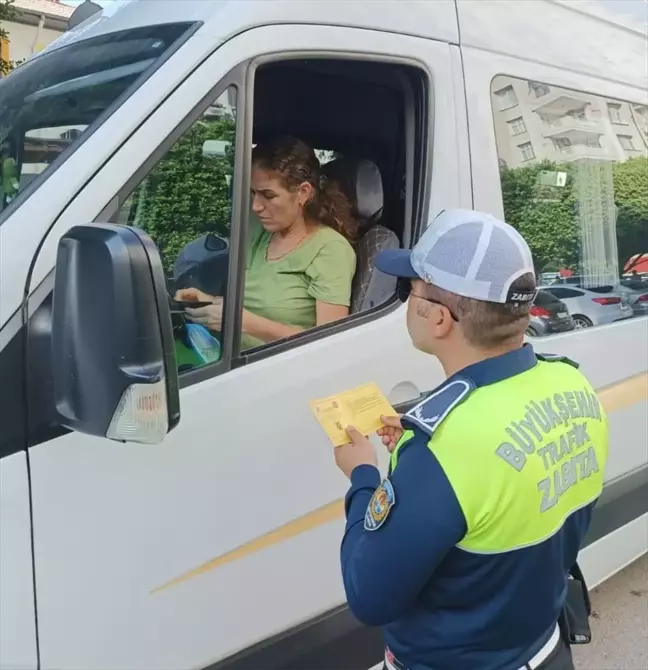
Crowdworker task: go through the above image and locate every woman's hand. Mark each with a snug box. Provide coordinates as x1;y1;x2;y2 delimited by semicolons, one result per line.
175;288;223;332
377;415;404;453
185;302;224;332
174;287;215;304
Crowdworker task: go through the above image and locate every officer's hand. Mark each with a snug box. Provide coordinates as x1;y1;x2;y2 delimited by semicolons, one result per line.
335;426;378;479
377;415;403;453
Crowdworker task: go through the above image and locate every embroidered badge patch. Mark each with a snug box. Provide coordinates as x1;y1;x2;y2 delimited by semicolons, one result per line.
364;479;396;531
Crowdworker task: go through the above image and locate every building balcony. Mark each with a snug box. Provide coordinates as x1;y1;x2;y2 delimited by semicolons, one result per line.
542;117;601;137
554;145;612;161
533;92;591;116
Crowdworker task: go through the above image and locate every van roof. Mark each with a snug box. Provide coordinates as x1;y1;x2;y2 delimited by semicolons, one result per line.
42;0;648;94
457;0;647;93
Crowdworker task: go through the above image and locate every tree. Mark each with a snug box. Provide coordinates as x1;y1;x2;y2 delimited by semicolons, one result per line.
500;160;580;273
0;0;19;76
501;156;648;278
612;156;648;270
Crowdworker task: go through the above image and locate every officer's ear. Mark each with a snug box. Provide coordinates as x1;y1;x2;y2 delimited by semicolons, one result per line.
431;305;455;338
423;288;456;335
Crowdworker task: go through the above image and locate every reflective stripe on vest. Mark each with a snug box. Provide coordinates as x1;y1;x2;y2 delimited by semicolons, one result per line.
390;360;609;553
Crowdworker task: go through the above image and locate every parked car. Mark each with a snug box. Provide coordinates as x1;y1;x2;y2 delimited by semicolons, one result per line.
540;285;634;328
618;278;648;317
549;274;588;286
527;289;575;336
539;271;561;285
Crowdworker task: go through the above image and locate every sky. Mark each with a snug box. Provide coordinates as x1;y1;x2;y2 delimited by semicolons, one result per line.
574;0;648;28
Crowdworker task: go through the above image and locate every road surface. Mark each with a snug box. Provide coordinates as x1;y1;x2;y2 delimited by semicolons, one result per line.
572;555;648;670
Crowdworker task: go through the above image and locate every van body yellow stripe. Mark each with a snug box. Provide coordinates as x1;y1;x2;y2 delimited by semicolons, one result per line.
151;372;648;594
597;372;647;414
151;500;344;593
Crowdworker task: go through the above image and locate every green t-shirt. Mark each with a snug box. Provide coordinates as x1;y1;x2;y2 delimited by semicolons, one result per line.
242;215;356;350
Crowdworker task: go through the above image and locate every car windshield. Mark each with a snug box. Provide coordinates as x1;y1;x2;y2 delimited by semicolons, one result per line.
535;290;561;306
621;278;648;290
0;22;195;221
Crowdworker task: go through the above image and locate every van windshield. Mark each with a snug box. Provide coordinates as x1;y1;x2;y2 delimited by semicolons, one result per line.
0;22;196;221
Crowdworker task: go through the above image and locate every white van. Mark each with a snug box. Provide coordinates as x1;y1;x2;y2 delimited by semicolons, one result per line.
1;1;646;669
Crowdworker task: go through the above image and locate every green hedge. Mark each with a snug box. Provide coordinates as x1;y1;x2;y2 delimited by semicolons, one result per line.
501;156;647;274
129;115;236;272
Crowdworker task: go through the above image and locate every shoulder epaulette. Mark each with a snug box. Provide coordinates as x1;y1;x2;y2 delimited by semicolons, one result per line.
536;352;580;369
401;377;475;437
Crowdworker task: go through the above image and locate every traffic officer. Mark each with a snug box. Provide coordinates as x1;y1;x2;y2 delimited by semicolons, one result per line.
335;209;609;670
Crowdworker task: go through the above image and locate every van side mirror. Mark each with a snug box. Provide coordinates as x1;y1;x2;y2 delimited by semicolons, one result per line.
51;224;180;444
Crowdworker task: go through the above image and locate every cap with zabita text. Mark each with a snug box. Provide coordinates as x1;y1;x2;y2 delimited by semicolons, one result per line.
375;209;537;305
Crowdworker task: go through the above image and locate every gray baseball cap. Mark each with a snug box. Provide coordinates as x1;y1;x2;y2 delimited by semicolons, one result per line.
375;209;537;304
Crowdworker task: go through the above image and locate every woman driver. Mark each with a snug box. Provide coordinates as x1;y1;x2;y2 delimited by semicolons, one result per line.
176;136;358;351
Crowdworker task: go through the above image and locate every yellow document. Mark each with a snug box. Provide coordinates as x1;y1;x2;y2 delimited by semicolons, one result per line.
310;382;396;447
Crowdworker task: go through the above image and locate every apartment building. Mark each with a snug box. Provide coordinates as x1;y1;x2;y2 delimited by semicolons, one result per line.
492;75;648;169
1;0;73;65
491;72;648;288
1;2;79;191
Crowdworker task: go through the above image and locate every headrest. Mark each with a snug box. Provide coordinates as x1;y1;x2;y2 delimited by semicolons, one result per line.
322;157;383;222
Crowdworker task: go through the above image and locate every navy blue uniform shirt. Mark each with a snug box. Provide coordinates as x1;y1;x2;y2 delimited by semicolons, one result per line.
340;346;596;670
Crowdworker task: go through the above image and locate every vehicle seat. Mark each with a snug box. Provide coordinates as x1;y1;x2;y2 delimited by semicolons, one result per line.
322;157;399;313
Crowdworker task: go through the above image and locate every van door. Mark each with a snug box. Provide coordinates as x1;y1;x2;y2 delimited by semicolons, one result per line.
24;25;467;670
0;452;37;670
0;289;38;670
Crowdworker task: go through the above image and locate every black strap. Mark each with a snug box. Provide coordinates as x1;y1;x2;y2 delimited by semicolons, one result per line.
569;562;591;615
559;560;593;646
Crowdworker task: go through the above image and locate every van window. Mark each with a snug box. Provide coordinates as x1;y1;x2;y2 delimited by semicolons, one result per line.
240;59;421;357
19;125;88;190
491;75;648;336
314;149;338;165
0;22;196;219
117;86;238;373
546;288;584;300
114;58;425;378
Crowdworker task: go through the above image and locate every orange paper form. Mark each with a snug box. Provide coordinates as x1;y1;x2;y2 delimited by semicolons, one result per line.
310;382;396;447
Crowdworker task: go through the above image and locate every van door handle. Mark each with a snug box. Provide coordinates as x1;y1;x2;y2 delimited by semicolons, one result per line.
388;379;428;415
393;394;427;415
388;380;423;415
